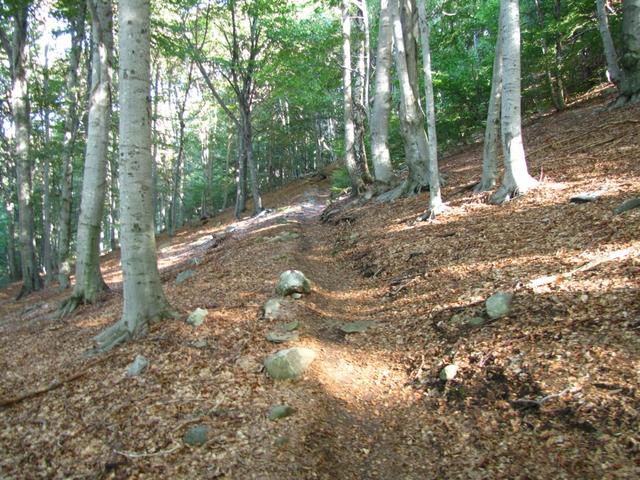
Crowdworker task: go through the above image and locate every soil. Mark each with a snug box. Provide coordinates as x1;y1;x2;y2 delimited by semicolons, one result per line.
1;88;639;479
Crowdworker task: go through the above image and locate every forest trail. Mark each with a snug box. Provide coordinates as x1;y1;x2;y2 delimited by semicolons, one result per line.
1;91;640;478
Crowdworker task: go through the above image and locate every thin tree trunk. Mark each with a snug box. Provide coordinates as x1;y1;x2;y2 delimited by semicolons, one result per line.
615;0;640;105
490;0;537;204
63;0;114;312
94;0;172;352
234;125;247;218
553;0;567;109
4;4;43;298
417;0;443;217
42;46;56;283
241;102;262;215
151;61;160;229
476;18;503;193
0;160;19;281
371;0;394;185
353;11;373;186
222;132;232;211
57;4;85;290
596;0;622;85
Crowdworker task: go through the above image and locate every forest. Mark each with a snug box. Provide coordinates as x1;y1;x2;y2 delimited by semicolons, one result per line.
0;0;639;478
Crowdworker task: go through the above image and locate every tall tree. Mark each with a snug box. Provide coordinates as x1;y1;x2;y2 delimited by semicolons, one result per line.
94;0;172;352
596;0;621;85
370;0;394;185
0;1;43;298
62;0;113;313
616;0;640;104
490;0;537;204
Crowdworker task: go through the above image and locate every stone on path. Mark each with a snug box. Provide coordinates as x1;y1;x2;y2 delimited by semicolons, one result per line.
340;320;373;333
186;308;208;327
440;364;459;381
292;293;303;300
176;269;195;285
276;270;311;296
126;354;149;377
268;405;296;420
264;298;285;321
570;191;603;203
184;425;210;446
467;317;485;327
282;321;299;331
614;197;640;214
486;291;514;319
264;347;316;380
266;331;299;343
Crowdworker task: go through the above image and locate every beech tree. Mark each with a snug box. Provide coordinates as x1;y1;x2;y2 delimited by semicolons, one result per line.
62;0;113;313
94;0;172;351
616;0;640;105
490;0;537;205
596;0;621;86
0;1;42;298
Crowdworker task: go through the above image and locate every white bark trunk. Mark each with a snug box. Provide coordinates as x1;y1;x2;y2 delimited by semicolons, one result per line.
491;0;537;205
71;0;113;304
370;0;394;184
476;22;503;193
596;0;622;85
95;0;171;351
417;0;443;217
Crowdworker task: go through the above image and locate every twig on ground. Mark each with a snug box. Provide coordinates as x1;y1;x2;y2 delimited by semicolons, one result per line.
114;443;182;459
511;386;581;409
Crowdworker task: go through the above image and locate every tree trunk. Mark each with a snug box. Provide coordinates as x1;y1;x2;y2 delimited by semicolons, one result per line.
476;19;503;193
596;0;622;85
616;0;640;105
151;62;160;229
353;11;373;186
0;161;19;281
57;5;86;290
241;103;262;215
6;4;43;298
384;0;429;200
553;0;567;110
64;0;114;311
417;0;443;218
490;0;538;205
222;132;232;211
371;0;394;185
234;126;247;218
94;0;172;352
42;46;56;284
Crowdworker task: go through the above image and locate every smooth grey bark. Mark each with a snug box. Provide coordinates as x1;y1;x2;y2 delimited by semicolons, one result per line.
57;5;86;290
615;0;640;104
383;0;429;201
476;21;503;193
490;0;538;205
221;132;233;211
417;0;443;218
353;10;373;186
151;63;160;229
0;157;19;281
361;0;371;115
371;0;394;184
63;0;113;312
1;3;43;298
94;0;172;352
42;46;55;284
596;0;622;85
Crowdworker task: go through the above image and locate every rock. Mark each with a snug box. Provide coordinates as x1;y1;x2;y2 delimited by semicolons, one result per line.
184;425;209;446
263;298;285;321
275;270;311;296
176;269;195;285
266;331;299;343
264;347;316;380
186;308;208;327
467;317;485;327
340;320;373;333
268;405;296;420
440;364;459;381
292;293;303;300
570;191;603;203
614;197;640;214
486;291;513;319
282;320;299;331
126;354;149;377
190;339;208;349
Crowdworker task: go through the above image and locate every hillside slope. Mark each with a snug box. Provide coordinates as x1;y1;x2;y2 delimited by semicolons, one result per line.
0;89;639;479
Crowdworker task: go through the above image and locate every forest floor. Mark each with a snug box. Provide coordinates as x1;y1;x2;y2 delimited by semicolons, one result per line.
1;87;640;479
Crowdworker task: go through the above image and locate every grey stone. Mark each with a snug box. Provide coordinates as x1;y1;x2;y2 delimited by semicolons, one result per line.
340;320;373;333
486;291;514;319
467;317;485;327
292;293;303;300
186;308;208;327
264;298;284;320
191;339;208;349
268;405;296;420
570;191;603;203
614;197;640;214
264;347;316;380
266;331;299;343
176;269;195;285
440;364;459;381
282;320;299;331
184;425;209;446
276;270;311;296
126;354;149;377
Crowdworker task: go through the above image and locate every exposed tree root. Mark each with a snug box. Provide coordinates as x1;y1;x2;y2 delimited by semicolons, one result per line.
59;296;81;318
